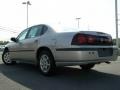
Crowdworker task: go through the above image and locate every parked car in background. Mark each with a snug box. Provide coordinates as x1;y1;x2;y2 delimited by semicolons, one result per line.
2;24;118;75
0;45;5;51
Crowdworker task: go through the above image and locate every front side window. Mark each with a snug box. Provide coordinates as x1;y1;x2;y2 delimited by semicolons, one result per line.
17;29;28;41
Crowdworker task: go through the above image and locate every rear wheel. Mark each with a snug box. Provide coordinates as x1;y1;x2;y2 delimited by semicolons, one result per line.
38;51;56;76
80;64;95;70
2;51;16;65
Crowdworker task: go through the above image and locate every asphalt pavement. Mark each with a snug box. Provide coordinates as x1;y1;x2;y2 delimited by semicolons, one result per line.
0;52;120;90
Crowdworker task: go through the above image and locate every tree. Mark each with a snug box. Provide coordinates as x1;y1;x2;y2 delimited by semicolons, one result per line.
0;41;9;45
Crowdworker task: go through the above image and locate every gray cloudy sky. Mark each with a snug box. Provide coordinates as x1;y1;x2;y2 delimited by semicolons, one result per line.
0;0;120;40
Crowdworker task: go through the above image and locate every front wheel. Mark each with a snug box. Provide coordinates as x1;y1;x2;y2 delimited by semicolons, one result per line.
80;64;95;70
38;51;56;76
2;51;16;65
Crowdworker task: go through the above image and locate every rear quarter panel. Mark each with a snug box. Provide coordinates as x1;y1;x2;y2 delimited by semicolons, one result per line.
36;31;57;59
55;32;76;60
55;32;76;48
37;32;76;61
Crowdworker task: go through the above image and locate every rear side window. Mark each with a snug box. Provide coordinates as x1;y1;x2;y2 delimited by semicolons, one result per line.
41;25;48;35
26;25;48;39
36;25;44;36
27;27;39;38
27;25;43;38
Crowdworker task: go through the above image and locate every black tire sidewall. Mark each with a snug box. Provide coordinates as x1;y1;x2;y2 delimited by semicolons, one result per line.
80;64;95;70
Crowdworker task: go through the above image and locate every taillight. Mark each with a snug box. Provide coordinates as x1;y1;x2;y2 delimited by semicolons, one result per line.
77;35;87;44
88;36;95;44
108;38;112;44
71;33;113;45
71;34;96;45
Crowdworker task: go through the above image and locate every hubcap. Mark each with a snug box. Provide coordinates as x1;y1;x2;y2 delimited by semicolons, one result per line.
3;52;12;63
40;54;50;73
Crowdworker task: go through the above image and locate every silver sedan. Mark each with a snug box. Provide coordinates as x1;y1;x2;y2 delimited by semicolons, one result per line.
2;24;118;76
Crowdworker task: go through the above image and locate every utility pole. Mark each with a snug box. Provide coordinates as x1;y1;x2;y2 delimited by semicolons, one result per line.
22;1;31;28
76;18;81;28
115;0;119;48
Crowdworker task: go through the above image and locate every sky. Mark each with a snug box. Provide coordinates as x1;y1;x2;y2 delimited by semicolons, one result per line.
0;0;120;40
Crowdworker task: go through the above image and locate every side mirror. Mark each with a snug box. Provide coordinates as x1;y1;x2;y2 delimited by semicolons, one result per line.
11;37;18;42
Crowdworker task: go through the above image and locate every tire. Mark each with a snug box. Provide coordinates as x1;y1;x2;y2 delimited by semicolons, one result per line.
38;51;56;76
2;51;16;65
80;64;95;70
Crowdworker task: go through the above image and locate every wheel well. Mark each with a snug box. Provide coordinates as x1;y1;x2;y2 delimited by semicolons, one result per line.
36;47;54;61
3;47;9;52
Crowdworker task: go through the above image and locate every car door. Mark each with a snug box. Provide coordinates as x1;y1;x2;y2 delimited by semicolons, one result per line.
10;28;29;60
18;25;44;61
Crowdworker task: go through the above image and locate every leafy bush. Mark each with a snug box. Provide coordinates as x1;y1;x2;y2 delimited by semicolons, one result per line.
0;41;9;45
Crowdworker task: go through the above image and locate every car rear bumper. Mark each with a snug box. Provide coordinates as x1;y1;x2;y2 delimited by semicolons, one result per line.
55;46;118;65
